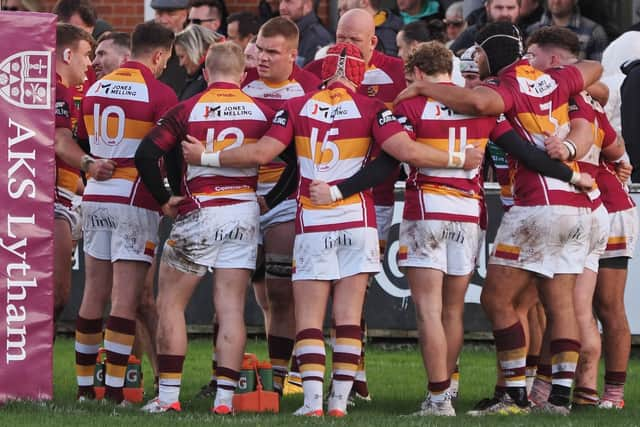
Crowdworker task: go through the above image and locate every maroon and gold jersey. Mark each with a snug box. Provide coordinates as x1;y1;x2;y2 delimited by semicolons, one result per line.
55;74;81;208
241;66;321;196
80;62;177;210
147;82;274;215
306;51;407;206
395;86;510;223
265;82;405;234
485;59;589;208
569;91;617;208
71;66;96;129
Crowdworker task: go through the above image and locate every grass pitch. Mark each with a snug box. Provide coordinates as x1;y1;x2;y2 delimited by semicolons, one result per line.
2;337;638;426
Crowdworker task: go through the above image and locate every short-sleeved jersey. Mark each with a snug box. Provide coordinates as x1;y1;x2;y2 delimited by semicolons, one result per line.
265;82;405;234
395;88;511;223
485;59;590;208
597;163;635;213
306;51;406;207
146;82;274;215
55;75;81;208
241;66;321;196
569;90;616;207
80;62;177;210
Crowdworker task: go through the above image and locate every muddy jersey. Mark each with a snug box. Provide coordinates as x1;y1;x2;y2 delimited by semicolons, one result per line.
306;51;406;206
485;59;589;208
55;75;81;208
569;90;617;208
395;88;510;223
146;82;274;215
80;62;177;210
265;82;405;234
241;66;321;196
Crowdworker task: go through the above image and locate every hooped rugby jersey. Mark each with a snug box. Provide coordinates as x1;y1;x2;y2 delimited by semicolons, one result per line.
80;62;177;210
264;82;405;234
146;82;274;215
55;74;81;208
568;91;617;208
306;50;406;206
394;85;511;223
485;59;590;208
241;66;321;197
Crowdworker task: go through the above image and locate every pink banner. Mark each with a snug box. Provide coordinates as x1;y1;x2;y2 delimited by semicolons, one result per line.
0;12;56;401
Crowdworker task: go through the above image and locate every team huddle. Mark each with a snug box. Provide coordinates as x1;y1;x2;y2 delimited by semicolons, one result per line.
53;6;637;419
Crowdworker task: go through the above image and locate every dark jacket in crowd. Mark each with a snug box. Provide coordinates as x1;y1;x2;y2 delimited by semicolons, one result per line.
374;9;403;57
296;12;334;66
621;59;640;182
178;64;207;101
159;47;189;97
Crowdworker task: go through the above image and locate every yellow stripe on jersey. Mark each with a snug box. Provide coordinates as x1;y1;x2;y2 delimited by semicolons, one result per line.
516;103;569;136
310;87;354;104
258;165;285;184
299;194;361;210
415;137;487;152
58;168;80;193
192;187;255;197
110;166;138;182
104;68;145;84
295;136;371;161
84;116;154;141
197;89;252;103
419;183;481;199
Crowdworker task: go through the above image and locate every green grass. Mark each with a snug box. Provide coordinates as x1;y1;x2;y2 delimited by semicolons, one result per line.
2;337;639;426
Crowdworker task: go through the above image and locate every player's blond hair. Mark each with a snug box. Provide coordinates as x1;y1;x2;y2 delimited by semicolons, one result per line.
205;41;245;77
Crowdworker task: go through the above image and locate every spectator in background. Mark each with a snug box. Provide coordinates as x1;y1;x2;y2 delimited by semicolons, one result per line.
152;0;190;95
279;0;333;66
397;0;443;24
396;20;445;62
52;0;112;40
93;32;131;79
449;0;520;53
600;31;640;134
259;0;280;23
443;1;465;47
244;36;258;68
175;24;224;100
526;0;608;60
188;0;224;33
518;0;543;34
226;11;260;51
337;0;403;57
2;0;43;11
621;59;640;183
396;20;465;85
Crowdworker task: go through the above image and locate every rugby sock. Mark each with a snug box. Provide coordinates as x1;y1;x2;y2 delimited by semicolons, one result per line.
158;355;185;404
288;351;302;385
75;316;102;399
330;325;362;411
429;379;451;403
549;339;580;407
529;363;552;405
295;328;325;411
493;321;527;404
525;354;539;394
573;387;599;406
353;318;370;398
449;364;460;396
214;367;239;410
104;315;136;403
603;371;626;403
268;335;294;393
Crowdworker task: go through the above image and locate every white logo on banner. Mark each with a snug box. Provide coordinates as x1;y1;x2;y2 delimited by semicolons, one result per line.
0;51;52;109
